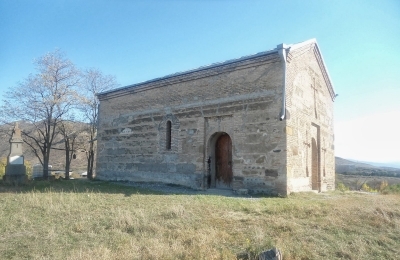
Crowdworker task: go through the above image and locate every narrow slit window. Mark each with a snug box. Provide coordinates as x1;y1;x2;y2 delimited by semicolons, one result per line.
166;121;172;150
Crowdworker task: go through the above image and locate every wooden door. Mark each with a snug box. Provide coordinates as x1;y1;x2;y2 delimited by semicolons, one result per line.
215;134;232;189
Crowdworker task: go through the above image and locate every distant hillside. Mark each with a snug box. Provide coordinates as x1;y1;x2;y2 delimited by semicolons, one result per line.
357;161;400;169
335;156;400;177
335;157;376;169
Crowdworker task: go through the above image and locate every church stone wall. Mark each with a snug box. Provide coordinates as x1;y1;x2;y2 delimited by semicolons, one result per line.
96;40;335;195
285;44;335;193
96;54;289;195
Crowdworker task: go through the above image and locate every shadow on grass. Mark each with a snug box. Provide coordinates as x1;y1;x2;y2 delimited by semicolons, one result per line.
0;178;160;197
0;178;282;198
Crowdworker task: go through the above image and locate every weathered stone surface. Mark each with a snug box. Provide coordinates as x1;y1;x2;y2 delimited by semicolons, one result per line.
265;169;279;177
5;165;26;176
257;248;282;260
236;189;248;195
3;174;28;185
96;39;335;195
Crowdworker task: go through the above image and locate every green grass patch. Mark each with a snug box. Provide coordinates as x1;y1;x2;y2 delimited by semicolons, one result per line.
0;180;400;259
382;183;400;194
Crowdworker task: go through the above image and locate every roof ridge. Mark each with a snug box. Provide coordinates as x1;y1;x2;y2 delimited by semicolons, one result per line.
98;38;322;97
98;47;280;97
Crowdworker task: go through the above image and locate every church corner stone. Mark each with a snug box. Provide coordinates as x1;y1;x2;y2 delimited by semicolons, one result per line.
95;39;336;195
3;123;27;185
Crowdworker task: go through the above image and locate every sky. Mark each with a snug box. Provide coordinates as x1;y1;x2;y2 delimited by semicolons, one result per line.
1;0;399;165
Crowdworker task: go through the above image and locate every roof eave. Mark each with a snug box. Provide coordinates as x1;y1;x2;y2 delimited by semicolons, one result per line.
97;48;280;98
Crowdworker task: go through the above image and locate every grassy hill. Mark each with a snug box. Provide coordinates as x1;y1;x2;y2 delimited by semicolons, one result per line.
0;180;399;259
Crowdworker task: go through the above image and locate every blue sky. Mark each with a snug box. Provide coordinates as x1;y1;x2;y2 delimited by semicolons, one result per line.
1;0;399;164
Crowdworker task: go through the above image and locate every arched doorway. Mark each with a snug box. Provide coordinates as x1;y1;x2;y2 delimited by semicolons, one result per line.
311;137;320;191
216;134;233;189
207;132;233;189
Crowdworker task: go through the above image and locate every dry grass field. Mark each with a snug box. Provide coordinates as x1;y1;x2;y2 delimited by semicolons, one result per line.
0;179;399;260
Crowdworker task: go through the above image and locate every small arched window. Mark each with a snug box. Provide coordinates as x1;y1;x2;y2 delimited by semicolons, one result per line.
166;121;172;150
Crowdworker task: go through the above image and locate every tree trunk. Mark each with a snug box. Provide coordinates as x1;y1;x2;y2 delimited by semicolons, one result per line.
43;153;50;179
65;138;70;180
87;150;94;180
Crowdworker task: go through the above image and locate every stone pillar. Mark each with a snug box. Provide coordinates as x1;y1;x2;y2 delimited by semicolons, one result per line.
3;123;27;185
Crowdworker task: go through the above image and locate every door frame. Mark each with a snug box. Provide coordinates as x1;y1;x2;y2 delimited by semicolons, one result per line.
311;123;321;192
206;132;233;189
311;137;319;191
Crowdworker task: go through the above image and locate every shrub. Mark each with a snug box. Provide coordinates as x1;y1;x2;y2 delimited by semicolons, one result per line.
361;183;377;193
337;182;349;192
378;181;388;192
0;157;6;179
381;184;400;194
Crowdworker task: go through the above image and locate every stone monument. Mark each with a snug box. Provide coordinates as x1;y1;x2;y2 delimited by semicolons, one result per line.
3;123;27;184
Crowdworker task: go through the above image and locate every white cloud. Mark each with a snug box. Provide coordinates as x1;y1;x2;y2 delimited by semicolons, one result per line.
335;109;400;163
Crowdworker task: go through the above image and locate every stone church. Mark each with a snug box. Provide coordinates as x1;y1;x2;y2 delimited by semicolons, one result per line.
96;38;336;195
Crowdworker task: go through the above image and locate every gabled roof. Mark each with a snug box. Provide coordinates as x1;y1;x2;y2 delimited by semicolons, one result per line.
98;39;335;100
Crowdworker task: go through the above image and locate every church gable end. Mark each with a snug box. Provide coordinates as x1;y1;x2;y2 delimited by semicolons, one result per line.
285;40;336;193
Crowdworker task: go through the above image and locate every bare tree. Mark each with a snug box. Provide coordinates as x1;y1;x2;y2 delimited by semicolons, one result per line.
56;120;85;180
79;68;118;179
0;50;80;179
